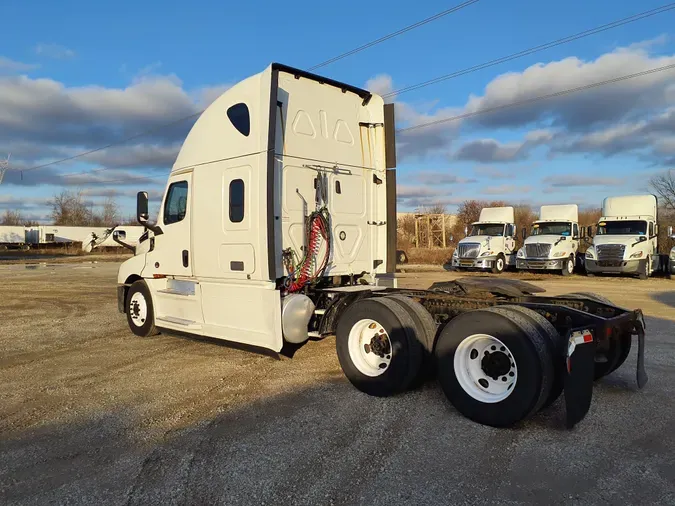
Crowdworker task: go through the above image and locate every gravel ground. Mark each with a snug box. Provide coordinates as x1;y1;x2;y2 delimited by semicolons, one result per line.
1;263;674;505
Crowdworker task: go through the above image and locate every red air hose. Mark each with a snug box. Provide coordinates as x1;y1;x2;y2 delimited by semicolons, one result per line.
287;210;330;292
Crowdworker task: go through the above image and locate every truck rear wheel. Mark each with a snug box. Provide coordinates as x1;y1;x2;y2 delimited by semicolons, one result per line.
562;292;632;379
434;306;554;427
125;280;158;337
385;295;438;383
491;254;505;274
336;297;423;397
499;305;564;408
561;256;574;276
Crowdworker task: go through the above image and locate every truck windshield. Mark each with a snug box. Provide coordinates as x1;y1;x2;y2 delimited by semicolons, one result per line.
470;224;505;237
531;222;571;236
597;220;647;235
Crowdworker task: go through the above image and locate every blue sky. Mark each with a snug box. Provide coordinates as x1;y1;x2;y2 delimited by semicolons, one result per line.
1;0;674;220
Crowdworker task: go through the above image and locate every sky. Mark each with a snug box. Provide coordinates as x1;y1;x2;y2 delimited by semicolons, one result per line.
1;0;674;222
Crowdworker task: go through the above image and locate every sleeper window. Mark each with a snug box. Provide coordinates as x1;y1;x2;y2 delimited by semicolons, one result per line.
229;179;245;223
163;181;188;225
227;103;250;137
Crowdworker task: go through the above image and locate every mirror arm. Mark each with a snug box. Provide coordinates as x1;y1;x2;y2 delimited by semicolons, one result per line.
113;233;136;252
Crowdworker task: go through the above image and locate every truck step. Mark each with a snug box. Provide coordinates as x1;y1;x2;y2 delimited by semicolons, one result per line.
156;316;201;329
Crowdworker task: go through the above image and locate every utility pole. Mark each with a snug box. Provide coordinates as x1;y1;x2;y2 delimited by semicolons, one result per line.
0;154;10;185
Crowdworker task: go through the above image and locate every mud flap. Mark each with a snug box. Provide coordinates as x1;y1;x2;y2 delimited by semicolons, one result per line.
634;313;648;389
564;329;596;429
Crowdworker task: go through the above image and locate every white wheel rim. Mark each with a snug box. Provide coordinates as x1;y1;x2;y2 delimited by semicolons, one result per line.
348;319;392;377
129;292;148;327
454;334;518;403
568;259;574;273
497;258;504;270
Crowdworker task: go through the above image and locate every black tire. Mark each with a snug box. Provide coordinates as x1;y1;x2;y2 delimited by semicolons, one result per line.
491;254;506;274
336;297;423;397
561;256;575;276
385;295;438;383
500;305;564;409
562;292;632;379
397;250;408;264
638;259;649;280
125;280;158;337
434;306;554;427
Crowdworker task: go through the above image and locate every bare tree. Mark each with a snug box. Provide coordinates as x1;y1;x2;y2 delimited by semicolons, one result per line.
49;190;93;226
1;209;23;226
650;170;675;211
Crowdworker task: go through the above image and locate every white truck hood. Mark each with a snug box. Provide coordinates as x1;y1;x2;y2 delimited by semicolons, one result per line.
524;235;564;246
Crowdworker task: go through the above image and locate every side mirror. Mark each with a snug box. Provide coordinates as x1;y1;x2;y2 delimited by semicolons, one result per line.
113;230;127;240
464;226;468;237
137;191;149;224
512;224;517;237
654;224;659;237
559;235;567;241
449;234;454;243
669;225;674;239
521;228;526;240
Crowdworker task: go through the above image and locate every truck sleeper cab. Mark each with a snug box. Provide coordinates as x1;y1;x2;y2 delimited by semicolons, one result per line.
117;63;648;430
451;206;517;274
517;204;579;276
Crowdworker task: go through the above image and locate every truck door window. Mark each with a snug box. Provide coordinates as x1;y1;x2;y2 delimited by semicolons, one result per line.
227;103;250;137
163;181;188;225
229;179;245;223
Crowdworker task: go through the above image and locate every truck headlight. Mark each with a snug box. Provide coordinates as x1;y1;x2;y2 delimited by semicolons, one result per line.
585;248;595;259
670;249;675;260
480;251;494;257
552;251;566;258
630;251;643;259
517;248;525;258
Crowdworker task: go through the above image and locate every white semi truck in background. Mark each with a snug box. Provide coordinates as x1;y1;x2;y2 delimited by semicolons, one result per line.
116;63;649;429
450;206;517;274
517;204;579;276
584;194;661;279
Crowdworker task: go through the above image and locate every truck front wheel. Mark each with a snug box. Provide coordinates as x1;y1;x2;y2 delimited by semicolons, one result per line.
491;254;505;274
561;256;575;276
125;280;158;337
336;298;423;397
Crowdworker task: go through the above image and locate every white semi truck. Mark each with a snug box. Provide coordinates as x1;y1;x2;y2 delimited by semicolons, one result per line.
517;205;579;276
450;207;516;274
116;63;648;429
584;194;661;279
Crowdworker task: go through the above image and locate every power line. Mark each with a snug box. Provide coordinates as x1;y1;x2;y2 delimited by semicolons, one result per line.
21;112;201;173
20;4;480;177
385;2;675;97
308;0;480;71
397;63;675;133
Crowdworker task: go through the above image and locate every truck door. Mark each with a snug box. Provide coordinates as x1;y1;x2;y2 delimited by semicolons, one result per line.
149;172;193;277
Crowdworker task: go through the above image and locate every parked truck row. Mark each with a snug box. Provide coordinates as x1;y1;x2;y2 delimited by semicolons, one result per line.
452;196;675;279
116;63;649;430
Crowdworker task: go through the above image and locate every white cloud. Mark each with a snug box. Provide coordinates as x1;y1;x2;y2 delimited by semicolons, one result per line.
483;184;532;195
35;43;76;60
0;56;39;74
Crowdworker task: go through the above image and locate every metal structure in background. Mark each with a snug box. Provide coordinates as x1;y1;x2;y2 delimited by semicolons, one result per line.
414;213;448;248
0;154;10;185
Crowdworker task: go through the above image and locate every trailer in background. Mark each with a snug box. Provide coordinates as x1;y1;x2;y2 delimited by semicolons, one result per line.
0;226;30;250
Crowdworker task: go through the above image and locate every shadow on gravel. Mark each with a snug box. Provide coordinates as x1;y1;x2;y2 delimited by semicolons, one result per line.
2;318;674;506
651;291;675;308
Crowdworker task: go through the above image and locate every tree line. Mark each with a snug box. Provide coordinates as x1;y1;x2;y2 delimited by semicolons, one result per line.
1;190;137;227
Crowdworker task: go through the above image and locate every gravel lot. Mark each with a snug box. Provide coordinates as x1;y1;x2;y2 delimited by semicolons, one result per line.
1;263;674;505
